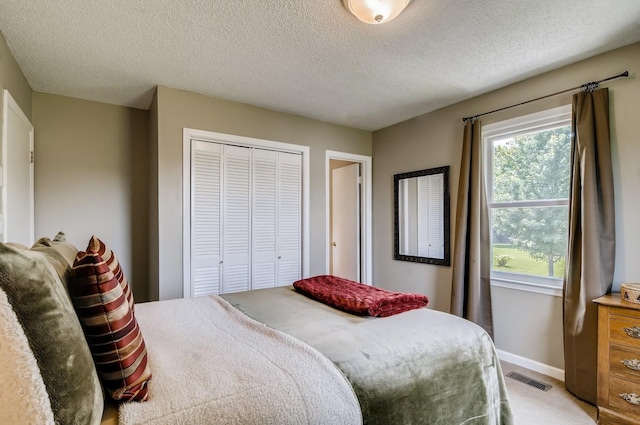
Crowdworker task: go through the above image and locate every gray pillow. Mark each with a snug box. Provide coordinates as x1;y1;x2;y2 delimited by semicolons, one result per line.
0;243;103;425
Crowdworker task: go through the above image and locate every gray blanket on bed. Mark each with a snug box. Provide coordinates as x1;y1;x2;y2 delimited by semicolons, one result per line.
222;286;514;425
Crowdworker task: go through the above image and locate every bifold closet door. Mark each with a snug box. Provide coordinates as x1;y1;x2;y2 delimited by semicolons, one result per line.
190;140;302;296
252;149;278;289
191;141;222;297
221;145;251;293
277;152;302;286
252;150;302;288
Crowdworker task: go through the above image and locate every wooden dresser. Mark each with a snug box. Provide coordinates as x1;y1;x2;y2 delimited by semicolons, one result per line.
595;294;640;425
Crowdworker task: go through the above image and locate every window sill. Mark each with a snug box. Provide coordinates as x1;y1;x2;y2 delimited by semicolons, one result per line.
490;277;562;297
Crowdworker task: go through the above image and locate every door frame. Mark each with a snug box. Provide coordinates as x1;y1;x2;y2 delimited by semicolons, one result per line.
325;150;372;285
182;128;310;298
2;89;34;244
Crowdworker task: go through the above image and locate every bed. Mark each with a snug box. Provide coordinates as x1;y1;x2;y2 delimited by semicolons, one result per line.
112;286;512;425
0;236;513;425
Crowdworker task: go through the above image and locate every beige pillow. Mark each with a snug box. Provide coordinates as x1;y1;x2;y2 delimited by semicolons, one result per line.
31;232;80;300
0;287;55;424
32;231;78;266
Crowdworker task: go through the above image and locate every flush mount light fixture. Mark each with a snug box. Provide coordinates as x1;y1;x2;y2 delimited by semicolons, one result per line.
342;0;412;24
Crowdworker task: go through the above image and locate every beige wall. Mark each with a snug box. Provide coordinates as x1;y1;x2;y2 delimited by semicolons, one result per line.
32;93;151;302
373;42;640;369
0;31;31;119
153;86;372;300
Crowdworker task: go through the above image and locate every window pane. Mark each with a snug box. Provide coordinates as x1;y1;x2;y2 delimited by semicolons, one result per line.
492;126;571;202
491;206;568;278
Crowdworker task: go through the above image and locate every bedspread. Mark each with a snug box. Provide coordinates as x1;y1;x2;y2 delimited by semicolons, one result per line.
222;286;514;425
118;296;361;425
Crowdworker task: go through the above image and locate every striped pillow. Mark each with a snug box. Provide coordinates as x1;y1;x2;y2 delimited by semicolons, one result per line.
86;236;134;310
70;247;151;402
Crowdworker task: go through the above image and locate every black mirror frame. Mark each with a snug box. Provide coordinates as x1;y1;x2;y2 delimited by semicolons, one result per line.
393;166;451;266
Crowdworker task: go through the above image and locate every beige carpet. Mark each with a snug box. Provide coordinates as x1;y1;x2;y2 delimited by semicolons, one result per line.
501;361;596;424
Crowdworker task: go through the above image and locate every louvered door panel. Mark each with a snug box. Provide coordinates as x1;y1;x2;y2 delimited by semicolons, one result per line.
191;141;222;296
277;152;302;286
222;145;251;293
252;149;278;289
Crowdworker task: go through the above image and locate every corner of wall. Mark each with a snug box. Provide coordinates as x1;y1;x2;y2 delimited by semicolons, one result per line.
0;30;32;120
148;88;160;301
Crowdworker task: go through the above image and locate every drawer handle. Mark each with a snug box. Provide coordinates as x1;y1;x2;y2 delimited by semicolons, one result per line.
622;327;640;339
621;359;640;371
620;392;640;406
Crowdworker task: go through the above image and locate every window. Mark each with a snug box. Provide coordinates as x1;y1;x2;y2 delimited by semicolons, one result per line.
483;105;572;294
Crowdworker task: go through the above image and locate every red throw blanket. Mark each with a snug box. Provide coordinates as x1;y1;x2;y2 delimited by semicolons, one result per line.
293;275;429;317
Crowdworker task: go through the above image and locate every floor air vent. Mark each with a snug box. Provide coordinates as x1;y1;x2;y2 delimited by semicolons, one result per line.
506;371;552;392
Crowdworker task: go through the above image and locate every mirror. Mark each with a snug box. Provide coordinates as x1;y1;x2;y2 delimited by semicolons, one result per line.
394;166;450;266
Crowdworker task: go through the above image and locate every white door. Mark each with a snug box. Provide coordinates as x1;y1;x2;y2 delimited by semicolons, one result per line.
331;163;360;281
190;141;222;297
189;140;302;296
2;90;34;245
222;145;251;293
252;149;302;288
252;149;278;289
276;151;302;286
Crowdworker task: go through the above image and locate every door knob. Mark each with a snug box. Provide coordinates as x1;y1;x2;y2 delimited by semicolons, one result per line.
331;242;337;247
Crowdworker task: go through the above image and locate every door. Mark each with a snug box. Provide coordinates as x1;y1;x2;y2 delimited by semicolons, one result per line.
331;163;360;281
190;141;222;297
221;145;251;294
2;90;34;245
189;139;302;296
276;151;302;286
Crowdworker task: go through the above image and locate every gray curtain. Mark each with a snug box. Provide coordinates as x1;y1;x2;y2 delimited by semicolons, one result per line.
451;119;493;338
564;87;615;404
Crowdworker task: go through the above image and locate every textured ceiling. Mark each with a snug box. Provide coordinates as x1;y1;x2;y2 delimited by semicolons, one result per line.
1;0;639;130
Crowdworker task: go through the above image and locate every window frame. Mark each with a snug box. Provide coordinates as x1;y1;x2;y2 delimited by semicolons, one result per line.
482;105;572;297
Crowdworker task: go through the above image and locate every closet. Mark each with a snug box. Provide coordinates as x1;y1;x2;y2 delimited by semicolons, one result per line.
188;139;302;296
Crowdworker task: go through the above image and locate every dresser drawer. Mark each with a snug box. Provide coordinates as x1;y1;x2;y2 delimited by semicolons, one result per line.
609;376;640;421
612;344;640;381
611;314;640;348
599;407;640;425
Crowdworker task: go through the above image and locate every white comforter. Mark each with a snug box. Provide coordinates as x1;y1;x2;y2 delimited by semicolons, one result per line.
119;296;361;425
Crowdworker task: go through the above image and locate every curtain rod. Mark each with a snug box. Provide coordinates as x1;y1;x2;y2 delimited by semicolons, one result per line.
462;70;629;122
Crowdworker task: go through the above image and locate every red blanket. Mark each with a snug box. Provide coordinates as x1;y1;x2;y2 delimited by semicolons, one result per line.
293;275;429;317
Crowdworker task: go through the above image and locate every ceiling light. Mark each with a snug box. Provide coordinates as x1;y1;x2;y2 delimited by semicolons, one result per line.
342;0;412;24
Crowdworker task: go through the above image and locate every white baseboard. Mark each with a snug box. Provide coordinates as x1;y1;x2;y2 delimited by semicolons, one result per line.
497;349;565;382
